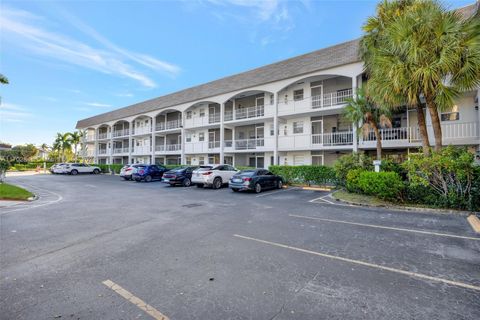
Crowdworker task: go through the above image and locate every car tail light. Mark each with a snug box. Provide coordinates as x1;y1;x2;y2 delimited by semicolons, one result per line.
202;171;212;175
126;168;132;172
139;169;145;174
243;177;252;181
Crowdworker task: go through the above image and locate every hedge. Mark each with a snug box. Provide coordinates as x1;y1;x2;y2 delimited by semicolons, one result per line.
8;162;55;171
269;165;337;186
356;171;404;201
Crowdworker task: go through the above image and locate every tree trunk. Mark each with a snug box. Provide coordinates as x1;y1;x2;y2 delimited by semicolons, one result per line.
425;95;443;152
372;122;382;160
415;104;430;156
74;145;78;162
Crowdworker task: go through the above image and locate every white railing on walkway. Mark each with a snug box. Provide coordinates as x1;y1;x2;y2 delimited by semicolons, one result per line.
156;119;182;131
312;89;353;108
133;146;152;154
113;129;129;137
155;144;181;152
312;132;354;146
97;133;110;140
362;127;409;142
85;135;95;142
209;141;220;149
113;147;130;154
235;138;265;150
133;126;152;135
235;105;264;120
224;140;233;148
441;122;478;139
209;113;220;124
97;149;109;155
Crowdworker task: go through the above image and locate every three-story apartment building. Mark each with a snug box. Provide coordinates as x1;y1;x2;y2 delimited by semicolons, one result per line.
76;4;480;168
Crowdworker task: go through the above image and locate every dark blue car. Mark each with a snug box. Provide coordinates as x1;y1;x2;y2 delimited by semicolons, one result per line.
132;164;168;182
161;166;197;187
229;169;284;193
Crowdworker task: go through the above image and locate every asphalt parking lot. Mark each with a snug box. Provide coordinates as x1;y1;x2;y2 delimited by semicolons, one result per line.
1;174;479;320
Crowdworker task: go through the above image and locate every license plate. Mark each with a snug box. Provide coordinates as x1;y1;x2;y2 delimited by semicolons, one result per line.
233;179;242;183
163;178;170;182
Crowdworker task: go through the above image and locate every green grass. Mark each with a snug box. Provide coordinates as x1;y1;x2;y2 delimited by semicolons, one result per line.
0;183;34;200
332;190;392;207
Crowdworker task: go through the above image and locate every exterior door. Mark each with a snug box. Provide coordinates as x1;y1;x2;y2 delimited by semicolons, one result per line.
256;126;264;146
311;120;323;144
255;97;265;116
311;85;323;108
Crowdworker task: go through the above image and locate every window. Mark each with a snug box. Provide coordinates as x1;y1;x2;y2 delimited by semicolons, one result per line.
294;155;305;166
293;121;304;134
186;111;192;119
270;124;274;136
186;156;192;165
199;156;205;165
293;89;304;101
441;112;459;121
270;94;274;105
186;134;192;142
199;109;205;117
199;132;205;141
312;155;324;165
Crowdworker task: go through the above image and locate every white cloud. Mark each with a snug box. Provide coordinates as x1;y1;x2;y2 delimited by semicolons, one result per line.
115;93;134;98
0;103;33;122
0;6;181;88
85;102;112;108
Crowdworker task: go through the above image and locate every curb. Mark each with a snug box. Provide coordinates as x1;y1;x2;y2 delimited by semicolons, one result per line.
331;191;474;216
467;215;480;233
28;194;39;201
302;186;333;191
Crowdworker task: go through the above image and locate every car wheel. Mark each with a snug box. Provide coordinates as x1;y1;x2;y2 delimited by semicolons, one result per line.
196;183;204;188
123;177;130;181
145;175;152;182
93;169;100;174
255;183;262;193
182;178;191;187
70;169;78;175
277;180;283;189
213;177;222;189
232;188;239;192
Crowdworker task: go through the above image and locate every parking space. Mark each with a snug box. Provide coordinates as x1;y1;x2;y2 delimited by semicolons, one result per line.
1;174;479;319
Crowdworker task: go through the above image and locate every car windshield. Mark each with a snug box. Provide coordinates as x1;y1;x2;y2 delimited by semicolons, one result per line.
170;167;185;172
238;170;256;176
196;166;213;171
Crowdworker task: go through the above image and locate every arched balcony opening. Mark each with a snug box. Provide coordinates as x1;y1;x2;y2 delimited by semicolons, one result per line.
112;120;130;138
154;109;183;132
223;90;274;122
184;101;221;129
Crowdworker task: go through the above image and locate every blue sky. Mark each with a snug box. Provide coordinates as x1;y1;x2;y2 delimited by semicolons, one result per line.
0;0;472;146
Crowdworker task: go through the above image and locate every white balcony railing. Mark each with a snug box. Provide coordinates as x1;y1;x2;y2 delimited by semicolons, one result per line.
312;132;354;146
278;89;353;116
208;141;220;149
235;105;264;120
312;89;353;108
156;119;182;131
362;127;409;142
209;113;220;124
133;126;152;135
235;138;265;150
113;147;130;154
113;129;129;137
133;146;152;154
224;140;233;148
97;133;110;140
155;144;181;152
85;135;95;142
441;122;478;139
97;149;109;155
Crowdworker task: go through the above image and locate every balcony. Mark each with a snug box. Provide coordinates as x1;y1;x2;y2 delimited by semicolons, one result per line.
278;132;354;151
97;149;109;155
132;146;152;155
208;141;220;149
155;144;181;153
156;119;182;131
209;113;220;124
112;129;130;138
132;127;152;136
113;147;130;154
85;135;95;142
224;105;272;122
278;89;353;116
97;133;110;140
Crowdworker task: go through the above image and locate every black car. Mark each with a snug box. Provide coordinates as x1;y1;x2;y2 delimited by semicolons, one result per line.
161;166;197;187
132;164;168;182
229;169;283;193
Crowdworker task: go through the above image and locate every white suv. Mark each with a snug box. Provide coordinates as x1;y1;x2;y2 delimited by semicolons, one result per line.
64;163;101;175
192;165;238;189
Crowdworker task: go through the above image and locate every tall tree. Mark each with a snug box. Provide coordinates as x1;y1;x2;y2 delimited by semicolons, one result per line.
53;133;72;162
344;87;391;160
68;131;83;161
361;0;480;152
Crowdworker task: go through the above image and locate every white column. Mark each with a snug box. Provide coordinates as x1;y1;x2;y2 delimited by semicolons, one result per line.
273;93;279;165
352;75;358;152
151;117;155;164
220;103;225;164
109;127;113;165
128;121;133;164
94;134;98;164
181;112;186;164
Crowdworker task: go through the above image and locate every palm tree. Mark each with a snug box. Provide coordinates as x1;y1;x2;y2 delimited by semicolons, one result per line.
344;87;391;160
53;133;72;162
68;131;83;161
0;74;8;84
361;0;480;152
361;0;431;155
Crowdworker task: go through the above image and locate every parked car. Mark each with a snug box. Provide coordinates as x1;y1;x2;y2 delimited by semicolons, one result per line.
120;164;136;180
50;163;68;174
229;169;283;193
162;166;197;187
132;164;168;182
192;164;238;189
64;163;101;175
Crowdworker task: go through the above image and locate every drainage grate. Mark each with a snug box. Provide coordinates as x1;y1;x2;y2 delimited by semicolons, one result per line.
182;203;203;208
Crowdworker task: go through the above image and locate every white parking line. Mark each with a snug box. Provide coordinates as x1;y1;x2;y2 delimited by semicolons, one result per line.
308;193;335;204
289;214;480;241
233;234;480;291
0;183;63;215
255;187;299;198
103;280;169;320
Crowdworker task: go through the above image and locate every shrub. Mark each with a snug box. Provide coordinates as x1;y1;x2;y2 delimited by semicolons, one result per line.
269;165;337;186
403;146;476;210
345;168;365;193
357;171;404;200
334;153;373;185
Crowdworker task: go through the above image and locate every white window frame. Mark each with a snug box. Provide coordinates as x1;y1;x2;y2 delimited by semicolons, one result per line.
199;156;205;165
186;134;192;143
186;111;192;119
293;121;304;134
199;132;205;142
293;89;304;101
199;109;205;117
